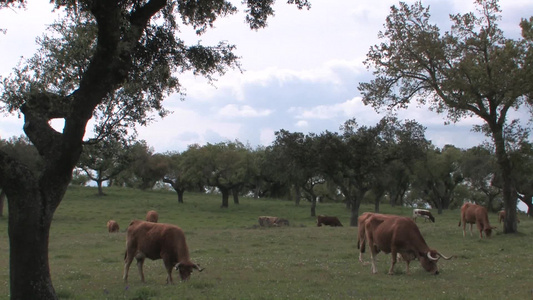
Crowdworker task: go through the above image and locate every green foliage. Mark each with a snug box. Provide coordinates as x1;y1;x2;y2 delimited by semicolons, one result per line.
0;135;43;176
0;186;531;299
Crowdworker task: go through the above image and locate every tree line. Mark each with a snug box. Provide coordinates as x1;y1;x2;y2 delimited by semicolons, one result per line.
4;116;526;228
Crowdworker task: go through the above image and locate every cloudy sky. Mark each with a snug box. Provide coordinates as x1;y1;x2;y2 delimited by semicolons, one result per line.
1;0;533;153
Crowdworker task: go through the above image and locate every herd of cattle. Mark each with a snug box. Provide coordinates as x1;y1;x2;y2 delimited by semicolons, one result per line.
106;203;516;283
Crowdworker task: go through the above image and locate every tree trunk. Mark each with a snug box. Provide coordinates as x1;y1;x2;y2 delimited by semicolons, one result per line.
7;187;58;299
350;189;365;227
349;197;360;227
232;188;239;204
0;189;5;217
294;185;301;206
177;188;184;203
493;128;518;233
220;187;229;208
97;179;104;196
310;196;316;217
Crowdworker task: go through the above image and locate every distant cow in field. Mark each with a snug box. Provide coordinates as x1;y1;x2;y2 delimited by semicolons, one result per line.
107;220;119;233
498;210;520;224
123;220;203;284
363;214;452;275
412;209;435;223
459;203;497;238
258;216;289;227
146;210;159;223
316;215;343;227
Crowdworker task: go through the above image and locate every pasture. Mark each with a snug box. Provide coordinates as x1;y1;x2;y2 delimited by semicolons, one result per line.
0;186;531;299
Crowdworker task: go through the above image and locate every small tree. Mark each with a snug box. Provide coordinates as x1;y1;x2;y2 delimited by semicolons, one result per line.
77;138;132;195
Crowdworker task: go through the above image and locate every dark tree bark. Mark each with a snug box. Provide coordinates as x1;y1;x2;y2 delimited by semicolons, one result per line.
310;196;316;217
163;178;185;203
232;188;239;204
0;189;5;217
220;187;230;208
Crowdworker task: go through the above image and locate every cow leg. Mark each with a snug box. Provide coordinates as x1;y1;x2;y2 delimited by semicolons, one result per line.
388;251;397;275
369;251;379;274
136;257;146;283
123;253;134;283
469;223;474;236
162;257;174;284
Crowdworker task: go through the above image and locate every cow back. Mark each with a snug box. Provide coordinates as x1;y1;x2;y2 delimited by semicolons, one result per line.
127;220;187;261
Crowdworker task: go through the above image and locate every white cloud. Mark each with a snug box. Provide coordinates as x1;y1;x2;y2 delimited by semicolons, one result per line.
218;104;273;118
293;97;378;121
295;120;308;128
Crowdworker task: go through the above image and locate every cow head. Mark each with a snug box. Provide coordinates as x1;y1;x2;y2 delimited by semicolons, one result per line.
418;250;452;275
175;262;204;281
484;226;497;237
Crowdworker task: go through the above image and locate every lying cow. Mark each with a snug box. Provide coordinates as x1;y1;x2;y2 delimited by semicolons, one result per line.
412;209;435;223
107;220;120;233
123;220;203;284
258;216;289;227
364;214;451;275
146;210;159;223
317;215;343;227
498;210;520;224
459;203;496;238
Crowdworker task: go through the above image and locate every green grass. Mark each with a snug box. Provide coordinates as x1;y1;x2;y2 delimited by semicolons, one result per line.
0;186;531;299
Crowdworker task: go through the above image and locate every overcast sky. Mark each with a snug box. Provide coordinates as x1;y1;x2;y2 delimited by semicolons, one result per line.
1;0;533;153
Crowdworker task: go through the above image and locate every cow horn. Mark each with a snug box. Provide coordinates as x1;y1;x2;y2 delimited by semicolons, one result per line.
193;263;204;272
427;252;439;261
437;252;452;260
175;262;182;270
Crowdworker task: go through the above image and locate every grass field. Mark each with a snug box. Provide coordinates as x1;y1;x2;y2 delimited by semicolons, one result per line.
0;186;531;299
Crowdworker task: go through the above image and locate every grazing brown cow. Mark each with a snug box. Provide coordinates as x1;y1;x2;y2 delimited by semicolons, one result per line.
258;216;290;227
498;210;520;224
145;210;159;223
364;214;451;275
107;220;120;233
316;215;343;227
412;209;435;223
357;212;397;264
459;203;497;238
123;220;203;284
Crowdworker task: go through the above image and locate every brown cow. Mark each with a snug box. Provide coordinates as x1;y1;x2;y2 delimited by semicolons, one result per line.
357;212;399;264
364;214;451;275
459;203;497;238
498;210;520;224
316;215;343;227
145;210;159;223
258;216;290;227
123;220;203;284
107;220;120;233
412;209;435;223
